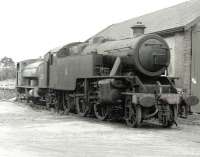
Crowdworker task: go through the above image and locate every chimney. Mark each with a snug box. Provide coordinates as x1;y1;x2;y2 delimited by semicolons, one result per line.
131;22;146;38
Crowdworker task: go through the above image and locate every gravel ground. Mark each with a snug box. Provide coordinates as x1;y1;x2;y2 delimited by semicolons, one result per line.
0;89;16;100
0;101;200;157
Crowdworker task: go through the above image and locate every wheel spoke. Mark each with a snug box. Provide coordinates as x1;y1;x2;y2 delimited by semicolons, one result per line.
94;103;109;121
63;94;70;114
125;103;142;128
76;98;89;117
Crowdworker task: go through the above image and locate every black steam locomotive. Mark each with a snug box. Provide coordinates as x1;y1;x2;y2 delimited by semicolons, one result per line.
16;23;199;127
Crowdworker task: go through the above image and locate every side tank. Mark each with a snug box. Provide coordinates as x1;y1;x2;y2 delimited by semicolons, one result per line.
17;59;48;88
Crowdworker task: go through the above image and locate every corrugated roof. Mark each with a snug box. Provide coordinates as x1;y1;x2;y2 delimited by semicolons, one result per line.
93;0;200;40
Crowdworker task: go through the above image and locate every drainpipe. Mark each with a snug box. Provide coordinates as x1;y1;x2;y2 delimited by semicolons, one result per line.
190;28;193;95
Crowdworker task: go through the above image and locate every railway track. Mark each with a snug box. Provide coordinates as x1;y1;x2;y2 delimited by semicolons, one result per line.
15;98;200;128
1;88;199;127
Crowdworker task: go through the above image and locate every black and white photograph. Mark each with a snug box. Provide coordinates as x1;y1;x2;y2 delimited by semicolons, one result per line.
0;0;200;156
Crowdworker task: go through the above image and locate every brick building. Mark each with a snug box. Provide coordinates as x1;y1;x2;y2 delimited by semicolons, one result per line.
90;0;200;112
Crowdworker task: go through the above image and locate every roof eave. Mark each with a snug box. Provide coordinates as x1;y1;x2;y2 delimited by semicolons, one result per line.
85;24;115;42
150;16;200;36
185;16;200;30
154;26;185;36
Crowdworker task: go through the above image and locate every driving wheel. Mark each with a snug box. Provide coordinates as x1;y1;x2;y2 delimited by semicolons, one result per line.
94;103;110;121
76;98;89;117
125;98;142;128
62;93;71;115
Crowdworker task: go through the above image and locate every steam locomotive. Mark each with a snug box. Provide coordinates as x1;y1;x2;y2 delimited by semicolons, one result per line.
16;22;199;128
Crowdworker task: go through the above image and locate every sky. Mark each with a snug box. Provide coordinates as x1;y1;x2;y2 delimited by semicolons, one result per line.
0;0;188;62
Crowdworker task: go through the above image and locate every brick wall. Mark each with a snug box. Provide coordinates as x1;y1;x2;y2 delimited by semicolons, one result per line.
183;29;192;94
164;36;175;77
163;30;192;93
164;32;185;88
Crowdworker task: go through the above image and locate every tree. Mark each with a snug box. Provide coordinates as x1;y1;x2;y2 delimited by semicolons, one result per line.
0;57;16;81
0;57;15;68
